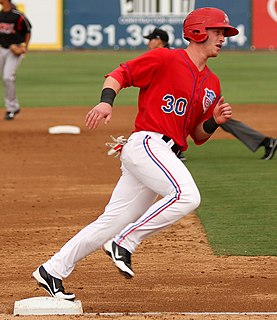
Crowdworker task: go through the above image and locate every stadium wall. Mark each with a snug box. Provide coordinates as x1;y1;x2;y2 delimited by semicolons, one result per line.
10;0;277;50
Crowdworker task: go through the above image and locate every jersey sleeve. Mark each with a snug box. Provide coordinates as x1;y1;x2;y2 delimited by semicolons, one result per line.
17;13;32;34
106;48;164;89
105;66;131;88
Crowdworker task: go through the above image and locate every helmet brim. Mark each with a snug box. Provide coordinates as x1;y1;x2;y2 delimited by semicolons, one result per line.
206;25;239;37
224;26;239;37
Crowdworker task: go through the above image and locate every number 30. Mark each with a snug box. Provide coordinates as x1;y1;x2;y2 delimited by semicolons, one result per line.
161;94;188;116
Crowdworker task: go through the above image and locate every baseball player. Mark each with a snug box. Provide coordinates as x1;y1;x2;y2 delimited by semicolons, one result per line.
0;0;31;120
143;27;170;49
145;28;277;161
33;7;237;300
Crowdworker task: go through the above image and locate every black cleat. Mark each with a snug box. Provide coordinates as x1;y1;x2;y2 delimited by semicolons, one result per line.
103;240;134;279
32;265;75;301
4;109;20;120
262;138;277;160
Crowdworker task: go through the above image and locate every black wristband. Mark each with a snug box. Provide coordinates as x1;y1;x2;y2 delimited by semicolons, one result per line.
203;116;219;134
100;88;116;106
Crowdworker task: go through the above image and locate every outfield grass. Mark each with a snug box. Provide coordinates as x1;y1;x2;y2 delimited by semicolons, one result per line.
186;140;277;256
15;51;140;107
4;49;276;256
208;51;277;104
9;50;277;107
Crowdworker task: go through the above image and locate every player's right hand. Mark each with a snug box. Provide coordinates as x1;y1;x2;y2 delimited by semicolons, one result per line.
85;102;112;129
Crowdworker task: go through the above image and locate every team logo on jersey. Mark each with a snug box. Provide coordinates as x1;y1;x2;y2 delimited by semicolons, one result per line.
202;88;216;112
0;23;15;34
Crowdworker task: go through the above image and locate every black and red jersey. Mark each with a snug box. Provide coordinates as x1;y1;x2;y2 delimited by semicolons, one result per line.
0;8;31;48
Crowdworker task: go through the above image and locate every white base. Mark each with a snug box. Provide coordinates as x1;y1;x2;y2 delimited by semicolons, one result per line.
48;125;81;134
13;297;83;315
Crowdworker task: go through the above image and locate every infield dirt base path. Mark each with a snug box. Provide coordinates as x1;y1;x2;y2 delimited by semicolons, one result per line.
0;105;276;320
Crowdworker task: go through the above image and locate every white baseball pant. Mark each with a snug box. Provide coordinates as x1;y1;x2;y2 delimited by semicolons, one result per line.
0;47;23;112
43;131;201;279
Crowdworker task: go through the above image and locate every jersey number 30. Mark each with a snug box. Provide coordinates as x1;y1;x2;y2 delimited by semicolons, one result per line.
161;94;188;116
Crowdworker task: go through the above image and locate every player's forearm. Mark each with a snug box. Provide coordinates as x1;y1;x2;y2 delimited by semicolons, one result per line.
192;123;216;142
103;76;121;94
100;76;121;107
192;115;222;142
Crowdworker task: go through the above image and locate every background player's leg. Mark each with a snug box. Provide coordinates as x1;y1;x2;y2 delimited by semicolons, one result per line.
0;47;6;77
221;119;266;152
3;52;23;113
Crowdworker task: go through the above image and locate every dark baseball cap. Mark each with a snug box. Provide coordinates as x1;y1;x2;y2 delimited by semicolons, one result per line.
143;28;169;42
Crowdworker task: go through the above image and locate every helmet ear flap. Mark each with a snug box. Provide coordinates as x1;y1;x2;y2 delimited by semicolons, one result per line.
183;22;208;43
191;32;208;42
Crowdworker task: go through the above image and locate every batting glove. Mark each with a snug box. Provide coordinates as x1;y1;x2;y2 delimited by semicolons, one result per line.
105;135;127;157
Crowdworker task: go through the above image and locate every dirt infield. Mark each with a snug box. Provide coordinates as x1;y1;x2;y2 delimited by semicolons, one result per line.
0;105;276;320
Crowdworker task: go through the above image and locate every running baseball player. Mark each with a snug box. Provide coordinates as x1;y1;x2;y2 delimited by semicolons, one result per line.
33;7;237;300
0;0;31;120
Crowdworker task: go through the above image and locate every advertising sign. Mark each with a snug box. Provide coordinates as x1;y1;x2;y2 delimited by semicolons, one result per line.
252;0;277;49
64;0;194;49
12;0;63;50
64;0;250;50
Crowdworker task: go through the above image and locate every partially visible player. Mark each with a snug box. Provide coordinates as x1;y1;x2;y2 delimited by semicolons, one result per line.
0;0;32;120
221;121;277;160
32;7;237;300
143;27;170;49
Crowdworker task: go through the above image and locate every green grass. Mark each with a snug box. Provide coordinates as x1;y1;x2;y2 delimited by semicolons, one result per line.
14;51;140;107
6;50;277;107
208;51;277;104
186;139;277;256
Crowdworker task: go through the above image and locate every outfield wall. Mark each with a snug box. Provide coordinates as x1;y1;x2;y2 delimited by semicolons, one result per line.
10;0;277;50
12;0;63;50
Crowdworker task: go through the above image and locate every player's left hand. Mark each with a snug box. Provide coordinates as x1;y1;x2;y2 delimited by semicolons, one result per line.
85;102;112;129
213;96;232;125
9;43;27;56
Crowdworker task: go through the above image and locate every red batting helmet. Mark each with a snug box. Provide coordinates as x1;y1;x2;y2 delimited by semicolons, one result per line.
183;7;239;42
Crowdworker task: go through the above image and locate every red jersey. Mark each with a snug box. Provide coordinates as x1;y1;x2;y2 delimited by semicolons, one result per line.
108;48;221;151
